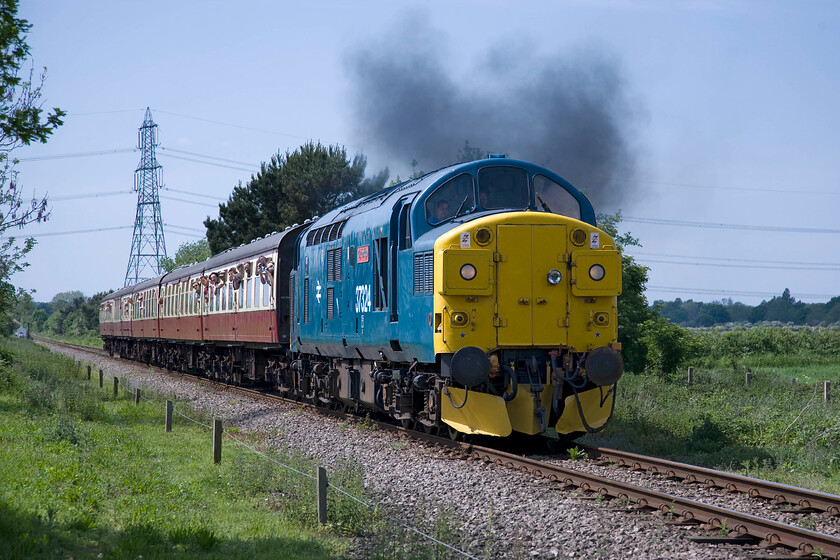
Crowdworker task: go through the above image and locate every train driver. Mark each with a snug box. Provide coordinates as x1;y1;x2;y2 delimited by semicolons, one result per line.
435;199;451;222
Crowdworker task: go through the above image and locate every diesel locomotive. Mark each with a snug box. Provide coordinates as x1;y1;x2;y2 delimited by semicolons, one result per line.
101;157;624;440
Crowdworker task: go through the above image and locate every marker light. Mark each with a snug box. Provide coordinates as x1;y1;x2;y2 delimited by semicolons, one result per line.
589;264;606;281
460;263;477;281
547;269;562;285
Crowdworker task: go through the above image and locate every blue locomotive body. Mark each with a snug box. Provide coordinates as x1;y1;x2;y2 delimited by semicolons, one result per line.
290;158;597;367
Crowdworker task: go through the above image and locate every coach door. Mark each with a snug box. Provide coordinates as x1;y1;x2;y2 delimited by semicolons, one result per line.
496;224;568;347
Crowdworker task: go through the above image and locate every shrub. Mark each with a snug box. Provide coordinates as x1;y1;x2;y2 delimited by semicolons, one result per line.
641;316;699;376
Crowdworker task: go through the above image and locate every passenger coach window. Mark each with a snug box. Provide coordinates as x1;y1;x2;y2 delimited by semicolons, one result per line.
478;167;529;210
533;175;581;220
425;174;475;224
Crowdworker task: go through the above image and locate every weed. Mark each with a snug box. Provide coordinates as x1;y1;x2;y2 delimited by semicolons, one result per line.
42;415;86;446
798;514;818;532
357;413;376;431
567;446;587;461
388;441;406;451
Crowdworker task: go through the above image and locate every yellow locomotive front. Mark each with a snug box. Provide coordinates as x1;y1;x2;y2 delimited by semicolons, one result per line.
433;211;623;438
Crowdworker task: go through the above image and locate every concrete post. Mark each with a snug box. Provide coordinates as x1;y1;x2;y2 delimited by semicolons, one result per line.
317;466;328;524
165;400;173;432
213;419;223;464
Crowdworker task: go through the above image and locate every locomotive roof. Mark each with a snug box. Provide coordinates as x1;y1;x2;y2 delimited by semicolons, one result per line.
311;157;594;226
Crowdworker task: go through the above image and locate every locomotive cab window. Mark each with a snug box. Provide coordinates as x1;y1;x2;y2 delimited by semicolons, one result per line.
534;174;581;220
478;166;529;210
425;173;475;224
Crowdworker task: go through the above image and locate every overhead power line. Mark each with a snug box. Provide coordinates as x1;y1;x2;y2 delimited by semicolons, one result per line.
623;216;840;234
67;109;146;116
646;285;837;300
635;257;840;272
152;108;310;140
7;225;134;238
159;147;257;167
157;152;256;173
166;230;205;239
164;223;205;233
160;195;218;209
620;177;839;196
161;186;226;201
18;148;137;162
49;190;133;201
629;251;840;267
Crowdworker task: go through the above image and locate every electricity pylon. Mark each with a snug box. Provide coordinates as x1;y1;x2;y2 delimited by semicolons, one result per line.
124;107;167;287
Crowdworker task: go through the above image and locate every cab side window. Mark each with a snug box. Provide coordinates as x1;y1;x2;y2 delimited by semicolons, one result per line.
425;173;475;224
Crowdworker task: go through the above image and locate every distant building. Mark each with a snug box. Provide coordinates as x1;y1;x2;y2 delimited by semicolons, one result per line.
14;327;28;339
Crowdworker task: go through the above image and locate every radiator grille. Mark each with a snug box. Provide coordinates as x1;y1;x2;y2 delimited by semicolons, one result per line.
327;287;334;319
413;252;434;294
290;276;295;324
304;278;309;323
327;248;342;281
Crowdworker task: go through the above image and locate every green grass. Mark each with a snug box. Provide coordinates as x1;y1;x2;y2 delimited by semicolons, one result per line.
0;339;359;559
583;363;840;494
32;332;104;349
0;337;479;560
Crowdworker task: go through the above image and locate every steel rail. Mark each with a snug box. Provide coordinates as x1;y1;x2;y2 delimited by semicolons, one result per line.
582;445;840;516
468;446;840;559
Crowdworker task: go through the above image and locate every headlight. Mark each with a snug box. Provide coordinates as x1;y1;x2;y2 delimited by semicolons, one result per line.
460;263;477;281
450;311;469;327
547;269;562;285
589;264;605;281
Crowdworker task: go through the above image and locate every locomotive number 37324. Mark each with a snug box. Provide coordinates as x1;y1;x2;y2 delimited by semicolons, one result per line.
355;284;371;313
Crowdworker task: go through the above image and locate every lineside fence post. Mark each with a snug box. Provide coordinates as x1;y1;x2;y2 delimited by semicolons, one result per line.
165;400;173;432
87;365;91;380
825;380;831;402
317;466;328;524
98;369;103;388
113;377;119;397
213;419;222;464
135;388;141;405
745;371;752;387
687;367;694;384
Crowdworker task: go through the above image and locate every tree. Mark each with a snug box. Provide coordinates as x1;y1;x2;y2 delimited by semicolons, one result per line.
597;211;656;374
160;239;212;272
456;140;484;163
204;141;387;254
0;0;65;320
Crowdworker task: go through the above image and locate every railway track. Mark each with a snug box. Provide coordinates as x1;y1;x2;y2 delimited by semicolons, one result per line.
42;337;840;559
580;446;840;517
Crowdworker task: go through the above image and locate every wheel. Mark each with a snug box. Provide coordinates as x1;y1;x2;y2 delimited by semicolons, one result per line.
447;425;464;442
415;422;437;435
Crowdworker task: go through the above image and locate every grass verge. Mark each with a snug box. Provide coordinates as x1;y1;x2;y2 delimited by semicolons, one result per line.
583;363;840;494
0;338;359;559
0;338;481;560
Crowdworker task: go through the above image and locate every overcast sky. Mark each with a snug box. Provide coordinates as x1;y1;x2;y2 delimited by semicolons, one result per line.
11;0;840;305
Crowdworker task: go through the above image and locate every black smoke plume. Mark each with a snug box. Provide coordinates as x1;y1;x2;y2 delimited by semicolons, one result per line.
345;18;641;210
